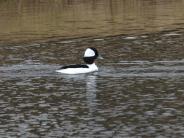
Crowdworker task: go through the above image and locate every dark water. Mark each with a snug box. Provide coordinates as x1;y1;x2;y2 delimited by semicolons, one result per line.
1;0;184;138
1;30;184;137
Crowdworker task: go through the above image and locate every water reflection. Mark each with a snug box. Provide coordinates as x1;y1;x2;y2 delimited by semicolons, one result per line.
58;74;98;115
86;75;97;114
0;0;184;44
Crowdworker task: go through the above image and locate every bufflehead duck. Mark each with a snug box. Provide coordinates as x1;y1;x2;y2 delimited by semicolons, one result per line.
56;47;101;74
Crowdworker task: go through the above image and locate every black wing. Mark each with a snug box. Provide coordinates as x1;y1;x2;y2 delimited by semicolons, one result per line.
60;64;89;69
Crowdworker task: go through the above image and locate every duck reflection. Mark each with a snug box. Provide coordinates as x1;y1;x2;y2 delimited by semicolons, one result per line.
59;73;98;114
86;75;97;114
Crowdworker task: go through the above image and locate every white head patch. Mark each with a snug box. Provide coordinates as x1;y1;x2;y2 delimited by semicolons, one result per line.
84;48;95;57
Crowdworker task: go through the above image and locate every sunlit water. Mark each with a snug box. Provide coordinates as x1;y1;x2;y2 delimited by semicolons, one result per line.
1;0;184;138
0;0;184;44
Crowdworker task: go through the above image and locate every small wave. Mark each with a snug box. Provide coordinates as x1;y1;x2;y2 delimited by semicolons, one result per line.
0;63;59;78
1;60;184;79
123;36;138;40
163;33;181;37
119;60;184;65
101;60;184;78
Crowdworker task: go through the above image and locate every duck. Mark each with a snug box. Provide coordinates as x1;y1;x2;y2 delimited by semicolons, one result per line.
56;47;102;74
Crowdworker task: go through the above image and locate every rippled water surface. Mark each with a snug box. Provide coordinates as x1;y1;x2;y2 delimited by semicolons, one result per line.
1;30;184;137
1;0;184;138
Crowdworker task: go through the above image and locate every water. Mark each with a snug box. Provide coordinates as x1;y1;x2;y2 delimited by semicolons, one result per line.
0;0;184;44
1;30;184;137
1;0;184;138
